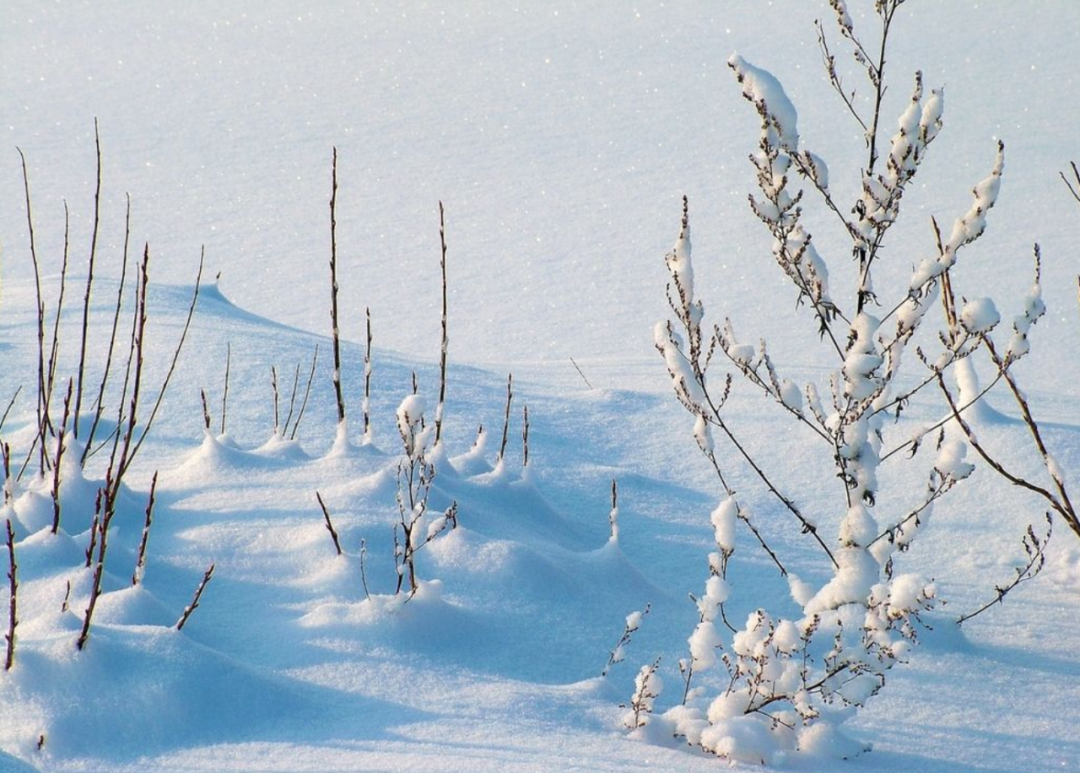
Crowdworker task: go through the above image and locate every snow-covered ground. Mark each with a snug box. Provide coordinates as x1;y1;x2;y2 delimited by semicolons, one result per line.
2;2;1079;771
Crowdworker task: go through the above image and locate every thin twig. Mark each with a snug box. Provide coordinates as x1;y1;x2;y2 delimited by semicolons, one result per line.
570;357;594;389
290;345;320;440
74;118;103;438
4;518;16;671
435;202;449;446
220;340;231;436
83;193;132;465
176;563;215;631
328;147;346;425
498;373;513;463
131;471;158;586
315;491;343;556
957;514;1052;625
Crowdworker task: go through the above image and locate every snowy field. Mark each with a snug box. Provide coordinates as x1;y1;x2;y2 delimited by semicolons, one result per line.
2;2;1079;771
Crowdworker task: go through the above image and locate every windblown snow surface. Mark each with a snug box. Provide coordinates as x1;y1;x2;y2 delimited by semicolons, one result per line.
2;2;1079;772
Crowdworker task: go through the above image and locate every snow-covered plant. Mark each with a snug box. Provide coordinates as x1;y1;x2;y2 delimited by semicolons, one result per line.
622;657;663;730
393;394;458;596
649;0;1065;762
602;603;650;677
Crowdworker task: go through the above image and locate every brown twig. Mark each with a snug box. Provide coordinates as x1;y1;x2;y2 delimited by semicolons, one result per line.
5;518;16;671
16;148;49;477
271;366;280;435
220;339;231;436
498;373;513;463
50;379;74;534
435;202;449;446
290;345;319;440
83;194;133;465
315;491;343;556
176;563;215;631
522;404;530;468
328;147;346;425
74;118;103;439
363;308;372;440
957;514;1052;625
131;471;158;586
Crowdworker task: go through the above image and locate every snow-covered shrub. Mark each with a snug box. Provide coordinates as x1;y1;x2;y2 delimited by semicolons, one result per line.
393;394;458;596
645;0;1067;762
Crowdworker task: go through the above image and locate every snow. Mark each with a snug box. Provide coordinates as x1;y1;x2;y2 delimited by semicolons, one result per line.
2;1;1080;772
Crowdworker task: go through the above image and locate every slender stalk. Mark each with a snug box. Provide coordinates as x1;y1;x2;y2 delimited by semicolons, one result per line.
271;366;280;435
328;147;346;425
50;380;74;534
220;340;231;436
315;491;343;556
522;404;530;468
78;476;115;650
44;202;71;441
1;443;11;505
282;362;301;438
363;308;372;440
360;537;371;600
435;202;449;445
498;373;513;462
16;149;48;476
4;518;16;671
82;193;133;465
131;471;158;586
74;118;103;438
0;388;21;436
290;345;320;440
176;563;215;631
200;390;212;431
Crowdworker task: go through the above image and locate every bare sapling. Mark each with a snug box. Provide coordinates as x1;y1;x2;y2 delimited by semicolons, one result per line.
131;471;158;586
315;491;343;556
176;563;215;631
328;147;347;427
435;202;449;446
5;518;16;671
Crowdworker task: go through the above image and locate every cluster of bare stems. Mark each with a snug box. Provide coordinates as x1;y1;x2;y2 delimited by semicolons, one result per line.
2;126;208;657
650;0;1076;747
